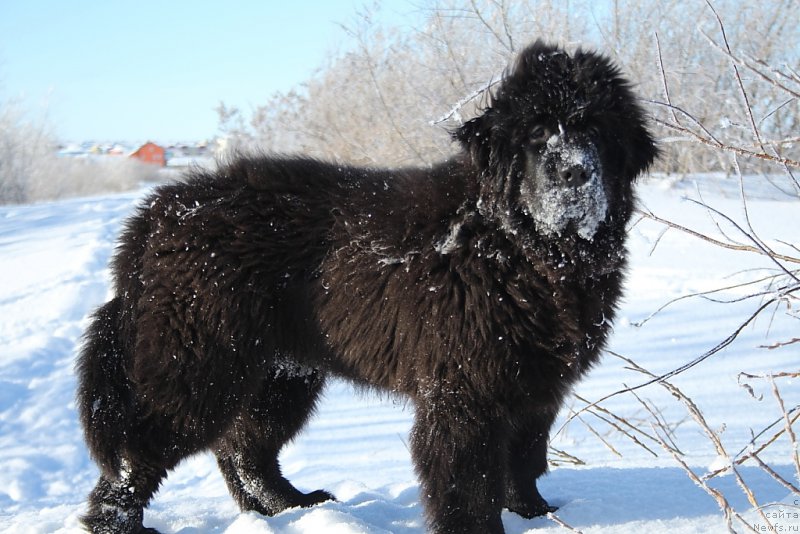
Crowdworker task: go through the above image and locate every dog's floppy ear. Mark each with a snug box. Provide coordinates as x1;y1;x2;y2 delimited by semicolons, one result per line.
453;110;500;171
608;99;658;181
572;47;659;181
453;115;490;169
624;120;659;180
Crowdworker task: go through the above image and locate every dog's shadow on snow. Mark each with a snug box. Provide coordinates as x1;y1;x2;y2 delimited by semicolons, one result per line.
154;464;793;533
227;485;425;534
514;465;793;531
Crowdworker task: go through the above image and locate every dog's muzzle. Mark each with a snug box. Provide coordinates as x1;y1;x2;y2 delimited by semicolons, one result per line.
522;136;609;240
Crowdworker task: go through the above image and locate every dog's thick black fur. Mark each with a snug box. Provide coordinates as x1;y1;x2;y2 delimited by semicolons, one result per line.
77;41;656;533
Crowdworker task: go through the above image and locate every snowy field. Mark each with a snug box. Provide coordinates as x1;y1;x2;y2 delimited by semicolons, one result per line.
0;174;798;533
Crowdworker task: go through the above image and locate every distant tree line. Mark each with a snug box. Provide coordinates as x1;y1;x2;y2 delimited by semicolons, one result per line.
3;0;797;204
0;101;160;205
218;0;799;175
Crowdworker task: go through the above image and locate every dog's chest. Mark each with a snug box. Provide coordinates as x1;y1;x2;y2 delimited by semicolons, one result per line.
314;235;623;392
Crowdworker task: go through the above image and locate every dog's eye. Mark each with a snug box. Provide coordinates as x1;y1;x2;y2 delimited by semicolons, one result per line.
529;126;550;145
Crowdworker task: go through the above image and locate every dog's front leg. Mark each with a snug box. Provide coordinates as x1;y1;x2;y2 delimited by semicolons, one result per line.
504;406;560;518
410;398;507;534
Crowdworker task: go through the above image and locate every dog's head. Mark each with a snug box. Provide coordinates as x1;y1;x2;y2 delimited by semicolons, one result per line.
455;41;657;240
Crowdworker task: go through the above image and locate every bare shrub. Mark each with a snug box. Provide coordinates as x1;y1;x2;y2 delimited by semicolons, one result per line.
221;1;795;528
562;4;798;531
221;2;798;528
218;0;592;165
0;101;55;204
645;0;800;174
0;97;163;205
219;0;799;175
29;156;162;202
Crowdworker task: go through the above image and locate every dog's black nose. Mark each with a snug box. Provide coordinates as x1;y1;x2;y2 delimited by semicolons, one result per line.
558;164;589;186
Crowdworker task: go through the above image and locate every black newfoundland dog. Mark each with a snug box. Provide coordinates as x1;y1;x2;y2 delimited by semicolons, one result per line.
77;41;656;533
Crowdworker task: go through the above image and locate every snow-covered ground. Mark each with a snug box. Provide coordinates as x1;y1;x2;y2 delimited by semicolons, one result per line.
0;174;798;533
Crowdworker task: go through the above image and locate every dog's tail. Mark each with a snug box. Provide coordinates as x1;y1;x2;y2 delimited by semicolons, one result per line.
76;297;133;476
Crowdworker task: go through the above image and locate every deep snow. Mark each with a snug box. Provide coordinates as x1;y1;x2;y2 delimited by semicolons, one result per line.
0;174;798;533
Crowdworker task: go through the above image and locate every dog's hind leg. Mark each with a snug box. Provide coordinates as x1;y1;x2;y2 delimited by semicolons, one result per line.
81;412;198;533
81;460;167;534
214;366;334;516
78;299;167;533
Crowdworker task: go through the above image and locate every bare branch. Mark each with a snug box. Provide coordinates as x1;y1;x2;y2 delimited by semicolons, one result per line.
573;393;662;456
750;453;800;496
646;99;725;147
619;350;775;526
768;375;800;481
708;44;800;101
339;21;429;165
759;338;800;349
702;1;766;154
468;0;513;53
556;296;781;434
729;405;800;468
577;414;623;457
651;426;748;533
548;446;586;467
654;32;680;125
636;207;800;266
546;511;584;533
650;114;800;168
683;198;800;282
631;271;791;327
430;77;501;126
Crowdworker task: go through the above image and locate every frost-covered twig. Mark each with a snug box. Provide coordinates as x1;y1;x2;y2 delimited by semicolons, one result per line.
625;386;683;455
621;352;773;527
340;19;429;164
749;452;800;496
651;426;754;533
739;371;800;381
546;511;583;533
767;374;800;482
650;112;800;168
468;0;514;53
727;405;800;471
635;207;800;266
576;414;623;458
573;392;661;457
759;338;800;349
654;33;679;126
631;272;794;328
701;34;800;100
649;5;800;174
430;77;501;126
548;446;586;467
647;1;800;174
703;0;766;155
683;198;800;283
646;100;726;148
560;295;781;433
694;374;800;483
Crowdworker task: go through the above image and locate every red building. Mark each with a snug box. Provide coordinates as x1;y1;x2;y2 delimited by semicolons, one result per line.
130;142;166;166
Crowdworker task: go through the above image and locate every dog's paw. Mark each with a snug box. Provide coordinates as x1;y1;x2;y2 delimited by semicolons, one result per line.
300;489;336;507
506;497;558;519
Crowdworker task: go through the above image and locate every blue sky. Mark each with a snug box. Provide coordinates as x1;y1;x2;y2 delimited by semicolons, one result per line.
0;1;417;143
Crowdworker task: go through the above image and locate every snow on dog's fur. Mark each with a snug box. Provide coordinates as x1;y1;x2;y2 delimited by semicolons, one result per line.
77;40;657;534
